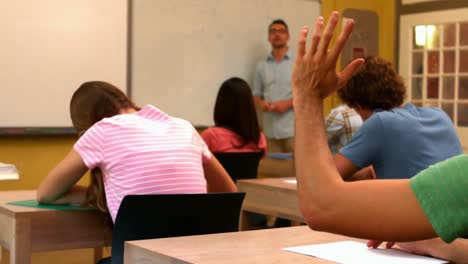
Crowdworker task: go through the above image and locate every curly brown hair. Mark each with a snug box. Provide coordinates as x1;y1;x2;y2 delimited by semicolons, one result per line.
338;56;406;110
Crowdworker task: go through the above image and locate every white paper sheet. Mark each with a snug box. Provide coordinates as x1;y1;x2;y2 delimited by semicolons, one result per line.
284;179;297;184
284;241;447;264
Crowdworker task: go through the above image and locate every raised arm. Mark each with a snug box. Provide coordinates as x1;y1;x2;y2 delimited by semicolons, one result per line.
292;12;436;241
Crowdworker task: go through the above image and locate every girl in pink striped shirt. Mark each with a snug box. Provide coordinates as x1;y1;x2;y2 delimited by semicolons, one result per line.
37;81;237;222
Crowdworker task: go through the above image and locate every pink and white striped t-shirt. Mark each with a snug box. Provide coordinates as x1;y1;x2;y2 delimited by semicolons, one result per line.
74;105;210;222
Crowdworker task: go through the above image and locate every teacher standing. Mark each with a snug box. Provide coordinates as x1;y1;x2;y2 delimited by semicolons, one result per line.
252;19;294;153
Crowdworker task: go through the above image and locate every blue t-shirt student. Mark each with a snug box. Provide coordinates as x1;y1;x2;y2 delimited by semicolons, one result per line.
340;103;462;179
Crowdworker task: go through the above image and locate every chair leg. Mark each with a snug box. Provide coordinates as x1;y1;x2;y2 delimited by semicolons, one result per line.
239;211;250;231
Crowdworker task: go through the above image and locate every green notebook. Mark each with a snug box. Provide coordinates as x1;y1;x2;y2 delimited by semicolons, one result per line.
7;199;94;211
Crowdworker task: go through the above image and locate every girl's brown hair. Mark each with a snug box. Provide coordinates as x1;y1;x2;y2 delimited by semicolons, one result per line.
70;81;138;213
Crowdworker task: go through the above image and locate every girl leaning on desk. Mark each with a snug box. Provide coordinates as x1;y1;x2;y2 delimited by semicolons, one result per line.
37;81;237;223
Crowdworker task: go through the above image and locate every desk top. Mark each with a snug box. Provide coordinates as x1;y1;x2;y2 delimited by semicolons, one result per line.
0;190;44;216
125;226;363;263
237;177;297;190
0;190;99;217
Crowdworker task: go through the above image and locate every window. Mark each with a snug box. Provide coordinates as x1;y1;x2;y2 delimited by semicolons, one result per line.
408;22;468;126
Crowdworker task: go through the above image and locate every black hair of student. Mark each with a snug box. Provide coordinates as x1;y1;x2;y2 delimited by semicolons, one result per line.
214;77;261;145
269;19;289;32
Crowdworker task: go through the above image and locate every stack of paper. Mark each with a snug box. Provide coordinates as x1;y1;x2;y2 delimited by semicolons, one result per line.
0;163;19;180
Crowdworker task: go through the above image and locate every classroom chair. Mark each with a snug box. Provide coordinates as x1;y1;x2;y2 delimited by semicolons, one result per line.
214;152;263;182
98;192;246;264
214;152;268;229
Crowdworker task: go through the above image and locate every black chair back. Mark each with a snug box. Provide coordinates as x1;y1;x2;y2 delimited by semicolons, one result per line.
103;192;245;264
214;152;263;182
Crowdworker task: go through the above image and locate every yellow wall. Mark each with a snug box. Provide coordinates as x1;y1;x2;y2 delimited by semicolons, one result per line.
321;0;395;114
0;136;90;191
0;136;95;263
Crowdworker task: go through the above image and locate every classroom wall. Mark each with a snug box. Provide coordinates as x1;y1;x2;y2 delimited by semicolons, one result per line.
0;136;91;191
0;1;395;263
321;0;396;114
0;0;396;193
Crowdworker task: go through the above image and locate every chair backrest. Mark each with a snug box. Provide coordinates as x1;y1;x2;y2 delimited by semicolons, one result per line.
110;192;245;264
214;152;263;182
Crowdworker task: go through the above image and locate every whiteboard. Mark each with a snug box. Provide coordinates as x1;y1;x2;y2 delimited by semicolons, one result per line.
0;0;127;129
131;0;320;126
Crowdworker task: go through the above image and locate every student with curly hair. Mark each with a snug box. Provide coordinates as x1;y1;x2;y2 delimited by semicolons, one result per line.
334;56;462;181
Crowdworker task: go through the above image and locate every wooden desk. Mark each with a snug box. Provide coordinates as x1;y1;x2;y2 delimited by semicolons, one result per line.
0;190;110;264
237;177;301;228
124;226;363;263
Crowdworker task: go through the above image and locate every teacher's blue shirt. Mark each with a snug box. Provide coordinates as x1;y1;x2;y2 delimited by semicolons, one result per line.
252;50;294;139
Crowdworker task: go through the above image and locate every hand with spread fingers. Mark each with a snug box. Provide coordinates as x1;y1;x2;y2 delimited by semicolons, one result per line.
292;11;364;107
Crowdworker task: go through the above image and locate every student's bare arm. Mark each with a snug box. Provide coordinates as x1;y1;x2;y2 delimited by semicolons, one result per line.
292;12;436;241
203;156;238;193
397;238;468;263
334;153;360;180
37;149;88;204
348;166;376;181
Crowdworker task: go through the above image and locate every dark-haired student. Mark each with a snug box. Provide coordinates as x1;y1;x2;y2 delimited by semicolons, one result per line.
292;11;468;263
201;77;266;154
201;77;267;229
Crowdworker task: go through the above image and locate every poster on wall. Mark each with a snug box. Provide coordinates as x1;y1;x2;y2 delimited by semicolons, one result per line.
341;9;379;68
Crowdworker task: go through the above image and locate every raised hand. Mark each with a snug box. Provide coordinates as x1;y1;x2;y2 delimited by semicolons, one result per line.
292;12;364;107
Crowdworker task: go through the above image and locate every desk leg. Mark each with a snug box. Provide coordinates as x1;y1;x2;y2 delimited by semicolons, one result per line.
93;247;103;263
11;218;31;264
0;246;3;262
239;211;250;231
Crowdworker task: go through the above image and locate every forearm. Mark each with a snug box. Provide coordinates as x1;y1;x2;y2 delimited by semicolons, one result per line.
294;98;342;225
41;185;87;205
426;239;468;263
346;166;375;181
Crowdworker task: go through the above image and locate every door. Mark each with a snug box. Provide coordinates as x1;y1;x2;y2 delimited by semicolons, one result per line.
400;8;468;152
